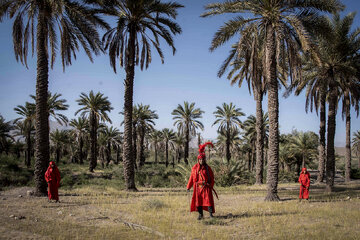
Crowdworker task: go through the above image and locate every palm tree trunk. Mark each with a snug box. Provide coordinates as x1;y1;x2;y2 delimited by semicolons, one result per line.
34;10;49;196
155;144;158;163
302;155;305;169
132;122;137;169
264;24;280;201
251;144;256;172
89;111;97;172
123;25;137;191
344;91;351;183
56;147;60;164
326;83;337;192
138;126;145;168
184;123;189;165
106;142;111;166
26;131;31;168
226;123;231;163
255;90;264;184
165;141;169;167
79;136;84;164
317;91;326;183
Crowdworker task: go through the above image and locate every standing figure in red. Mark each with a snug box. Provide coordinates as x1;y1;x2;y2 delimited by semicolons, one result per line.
298;167;310;201
45;161;61;202
187;142;216;220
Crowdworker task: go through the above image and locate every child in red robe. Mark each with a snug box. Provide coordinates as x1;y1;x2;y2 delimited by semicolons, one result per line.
187;142;216;220
298;167;310;201
45;161;61;202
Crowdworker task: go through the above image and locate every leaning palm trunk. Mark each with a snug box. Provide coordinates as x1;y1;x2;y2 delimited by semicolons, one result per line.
317;92;326;183
34;10;50;196
255;90;264;184
326;84;337;192
264;24;280;201
89;111;97;172
344;91;351;183
123;26;136;191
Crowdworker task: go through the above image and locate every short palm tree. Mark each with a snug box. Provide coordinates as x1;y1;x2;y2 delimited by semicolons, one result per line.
174;131;185;163
216;127;241;161
99;126;121;166
172;102;204;164
213;102;244;163
14;102;35;167
94;0;183;191
202;0;343;201
50;129;70;164
149;130;162;164
289;131;319;170
161;128;176;167
75;91;113;172
0;115;13;155
353;131;360;169
0;0;108;196
69;117;89;164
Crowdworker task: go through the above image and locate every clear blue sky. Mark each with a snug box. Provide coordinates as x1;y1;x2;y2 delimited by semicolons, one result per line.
0;0;359;147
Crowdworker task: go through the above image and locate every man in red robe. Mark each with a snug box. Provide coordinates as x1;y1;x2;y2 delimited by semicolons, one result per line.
45;161;61;202
187;142;216;220
298;167;310;201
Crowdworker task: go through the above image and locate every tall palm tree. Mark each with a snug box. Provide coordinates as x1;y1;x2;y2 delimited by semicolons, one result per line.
213;103;244;163
70;117;89;164
161;128;176;167
202;0;343;201
75;91;113;172
353;131;360;169
291;13;360;190
136;105;158;168
172;102;204;164
0;115;13;155
0;0;108;196
149;130;162;164
94;0;182;191
14;102;35;167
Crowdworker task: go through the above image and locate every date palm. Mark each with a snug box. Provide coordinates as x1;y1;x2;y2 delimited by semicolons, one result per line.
353;131;360;169
174;131;185;163
99;126;121;166
136;105;158;168
0;115;13;155
93;0;182;191
13;121;35;165
75;91;113;172
216;127;241;160
69;117;89;164
14;102;35;167
289;131;318;170
202;0;343;201
50;129;70;164
172;102;204;165
161;128;176;167
149;130;162;164
0;0;108;196
213;103;244;163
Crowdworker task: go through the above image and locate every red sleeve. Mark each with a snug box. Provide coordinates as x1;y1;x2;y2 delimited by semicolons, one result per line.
187;168;194;190
209;166;215;188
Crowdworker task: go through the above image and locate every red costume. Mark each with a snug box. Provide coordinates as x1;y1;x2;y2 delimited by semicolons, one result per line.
298;167;310;199
45;161;61;201
187;142;216;213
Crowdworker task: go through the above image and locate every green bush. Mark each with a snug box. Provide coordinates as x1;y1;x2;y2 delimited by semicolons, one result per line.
0;155;33;189
278;170;298;183
351;168;360;179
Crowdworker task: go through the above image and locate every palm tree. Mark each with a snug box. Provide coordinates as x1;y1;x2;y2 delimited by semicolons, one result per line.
172;102;204;164
149;130;162;164
94;0;182;191
0;115;13;155
161;128;176;167
174;132;185;163
1;0;107;196
75;91;113;172
353;131;360;169
70;117;89;164
99;126;121;166
202;0;343;201
289;131;318;171
50;129;70;164
14;102;35;167
213;103;244;163
216;128;241;160
136;105;158;168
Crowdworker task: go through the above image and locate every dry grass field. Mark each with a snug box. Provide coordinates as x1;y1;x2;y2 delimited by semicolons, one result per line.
1;181;360;240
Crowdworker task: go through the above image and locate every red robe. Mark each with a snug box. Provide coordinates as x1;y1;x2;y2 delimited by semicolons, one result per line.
298;168;310;199
187;163;215;213
45;163;61;201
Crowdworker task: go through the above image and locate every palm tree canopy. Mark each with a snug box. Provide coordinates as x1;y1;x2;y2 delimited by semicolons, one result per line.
91;0;183;72
75;90;113;123
0;0;108;70
213;102;244;131
172;101;204;136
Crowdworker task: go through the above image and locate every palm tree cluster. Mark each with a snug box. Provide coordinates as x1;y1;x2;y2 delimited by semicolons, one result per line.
1;0;360;199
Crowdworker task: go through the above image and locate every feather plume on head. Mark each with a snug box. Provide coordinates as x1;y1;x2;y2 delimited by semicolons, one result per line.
197;142;214;160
